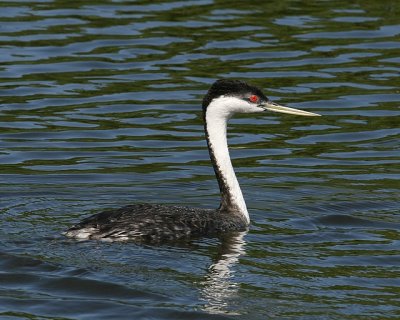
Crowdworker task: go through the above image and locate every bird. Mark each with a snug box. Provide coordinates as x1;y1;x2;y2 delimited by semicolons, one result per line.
64;79;320;242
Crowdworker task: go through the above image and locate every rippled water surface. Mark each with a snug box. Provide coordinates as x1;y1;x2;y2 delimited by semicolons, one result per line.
1;1;400;319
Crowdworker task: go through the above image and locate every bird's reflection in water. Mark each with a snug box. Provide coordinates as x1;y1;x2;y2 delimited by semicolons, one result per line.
200;231;247;315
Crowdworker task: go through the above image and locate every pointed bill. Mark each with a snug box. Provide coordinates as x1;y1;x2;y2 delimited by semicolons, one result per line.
261;101;321;117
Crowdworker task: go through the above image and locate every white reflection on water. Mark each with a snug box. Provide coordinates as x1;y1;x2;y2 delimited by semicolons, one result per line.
200;231;247;315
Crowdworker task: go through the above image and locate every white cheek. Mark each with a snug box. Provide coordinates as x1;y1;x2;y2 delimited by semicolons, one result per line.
242;104;264;113
208;96;263;115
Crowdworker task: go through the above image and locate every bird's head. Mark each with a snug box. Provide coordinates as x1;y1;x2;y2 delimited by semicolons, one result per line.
203;79;320;118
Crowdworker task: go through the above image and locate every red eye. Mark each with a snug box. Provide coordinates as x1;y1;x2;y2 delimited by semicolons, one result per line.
249;95;259;103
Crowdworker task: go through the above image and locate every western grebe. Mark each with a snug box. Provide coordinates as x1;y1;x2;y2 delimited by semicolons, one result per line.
65;79;319;242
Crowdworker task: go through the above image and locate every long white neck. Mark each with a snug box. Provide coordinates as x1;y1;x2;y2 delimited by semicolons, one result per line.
204;102;250;225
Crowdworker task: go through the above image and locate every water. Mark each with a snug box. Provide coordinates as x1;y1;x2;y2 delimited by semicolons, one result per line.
1;0;399;319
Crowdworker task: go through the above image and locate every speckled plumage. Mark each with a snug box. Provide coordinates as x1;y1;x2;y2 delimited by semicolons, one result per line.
65;203;248;242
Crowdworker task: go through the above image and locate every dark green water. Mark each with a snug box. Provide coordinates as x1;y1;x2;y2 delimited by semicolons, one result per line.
1;1;399;319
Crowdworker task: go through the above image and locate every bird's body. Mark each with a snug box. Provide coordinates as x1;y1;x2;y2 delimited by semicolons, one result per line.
65;203;248;242
65;79;319;242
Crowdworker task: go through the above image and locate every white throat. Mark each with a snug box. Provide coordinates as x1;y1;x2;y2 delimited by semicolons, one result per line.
205;97;250;224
